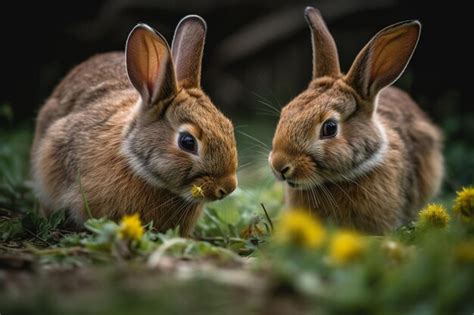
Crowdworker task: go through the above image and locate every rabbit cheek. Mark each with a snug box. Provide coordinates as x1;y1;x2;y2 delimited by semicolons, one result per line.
158;150;194;187
322;138;354;171
122;139;163;187
292;155;318;182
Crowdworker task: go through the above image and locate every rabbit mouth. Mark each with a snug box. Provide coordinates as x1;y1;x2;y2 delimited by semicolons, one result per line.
287;181;300;189
288;180;315;190
286;176;327;190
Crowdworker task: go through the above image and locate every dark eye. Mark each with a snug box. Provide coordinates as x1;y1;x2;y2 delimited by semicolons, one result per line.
321;119;338;138
178;132;197;153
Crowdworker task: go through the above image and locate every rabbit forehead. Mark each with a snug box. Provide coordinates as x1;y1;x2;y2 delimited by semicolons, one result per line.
277;85;356;146
283;84;356;119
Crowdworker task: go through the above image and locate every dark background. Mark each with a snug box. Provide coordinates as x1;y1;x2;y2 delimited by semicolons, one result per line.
0;0;470;120
0;0;472;189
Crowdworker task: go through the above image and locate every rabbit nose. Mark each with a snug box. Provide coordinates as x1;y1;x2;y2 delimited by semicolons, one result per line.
271;164;293;181
279;165;293;179
215;175;237;199
269;153;293;181
215;188;227;199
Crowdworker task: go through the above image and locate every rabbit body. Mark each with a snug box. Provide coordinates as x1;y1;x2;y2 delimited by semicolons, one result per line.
270;8;443;233
31;18;238;235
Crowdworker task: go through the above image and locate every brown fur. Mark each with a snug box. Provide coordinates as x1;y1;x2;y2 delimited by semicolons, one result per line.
31;17;237;235
269;8;443;234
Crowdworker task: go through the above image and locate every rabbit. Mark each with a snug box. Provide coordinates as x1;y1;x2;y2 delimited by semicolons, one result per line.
269;7;443;234
31;15;238;236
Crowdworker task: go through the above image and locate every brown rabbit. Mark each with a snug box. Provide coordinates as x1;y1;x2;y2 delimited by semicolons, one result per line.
31;16;238;235
269;7;443;234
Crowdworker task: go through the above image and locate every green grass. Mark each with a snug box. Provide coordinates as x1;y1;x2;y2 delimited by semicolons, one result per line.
0;122;473;315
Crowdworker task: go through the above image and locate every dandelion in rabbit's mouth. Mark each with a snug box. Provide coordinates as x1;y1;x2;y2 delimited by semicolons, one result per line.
191;184;205;199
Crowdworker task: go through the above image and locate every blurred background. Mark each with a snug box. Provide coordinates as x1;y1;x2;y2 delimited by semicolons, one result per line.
0;0;472;193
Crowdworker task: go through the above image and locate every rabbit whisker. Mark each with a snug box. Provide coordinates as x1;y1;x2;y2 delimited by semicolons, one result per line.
236;130;270;150
328;178;356;206
251;91;281;113
162;199;190;232
256;100;281;115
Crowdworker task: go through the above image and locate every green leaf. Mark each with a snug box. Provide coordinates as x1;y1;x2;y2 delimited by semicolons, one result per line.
216;206;241;226
48;209;66;229
84;217;114;234
0;218;23;240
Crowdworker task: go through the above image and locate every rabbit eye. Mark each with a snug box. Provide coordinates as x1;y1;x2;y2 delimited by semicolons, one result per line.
321;119;338;138
178;132;197;154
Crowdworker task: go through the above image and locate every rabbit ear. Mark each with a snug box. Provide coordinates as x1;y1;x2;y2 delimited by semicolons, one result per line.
126;24;178;107
346;21;421;101
171;15;207;88
304;7;340;79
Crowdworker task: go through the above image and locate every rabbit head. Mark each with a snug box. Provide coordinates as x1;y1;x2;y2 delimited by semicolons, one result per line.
123;16;238;202
270;7;420;189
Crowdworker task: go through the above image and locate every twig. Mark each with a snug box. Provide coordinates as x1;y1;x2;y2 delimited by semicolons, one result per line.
148;238;188;267
24;244;90;256
238;248;255;256
260;203;274;233
196;236;244;243
0;204;19;213
0;244;27;252
24;228;51;247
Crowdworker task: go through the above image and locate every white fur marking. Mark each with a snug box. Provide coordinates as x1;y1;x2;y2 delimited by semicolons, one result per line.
333;117;388;182
121;103;167;188
121;137;166;188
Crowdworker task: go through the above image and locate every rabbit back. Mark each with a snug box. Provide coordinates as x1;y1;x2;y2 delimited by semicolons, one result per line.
31;53;141;218
377;87;443;217
34;52;133;140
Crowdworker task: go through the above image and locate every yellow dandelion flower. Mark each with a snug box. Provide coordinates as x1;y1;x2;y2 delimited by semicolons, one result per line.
330;231;366;265
452;186;474;222
274;209;326;249
454;240;474;264
118;213;144;241
191;184;205;199
418;204;450;228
